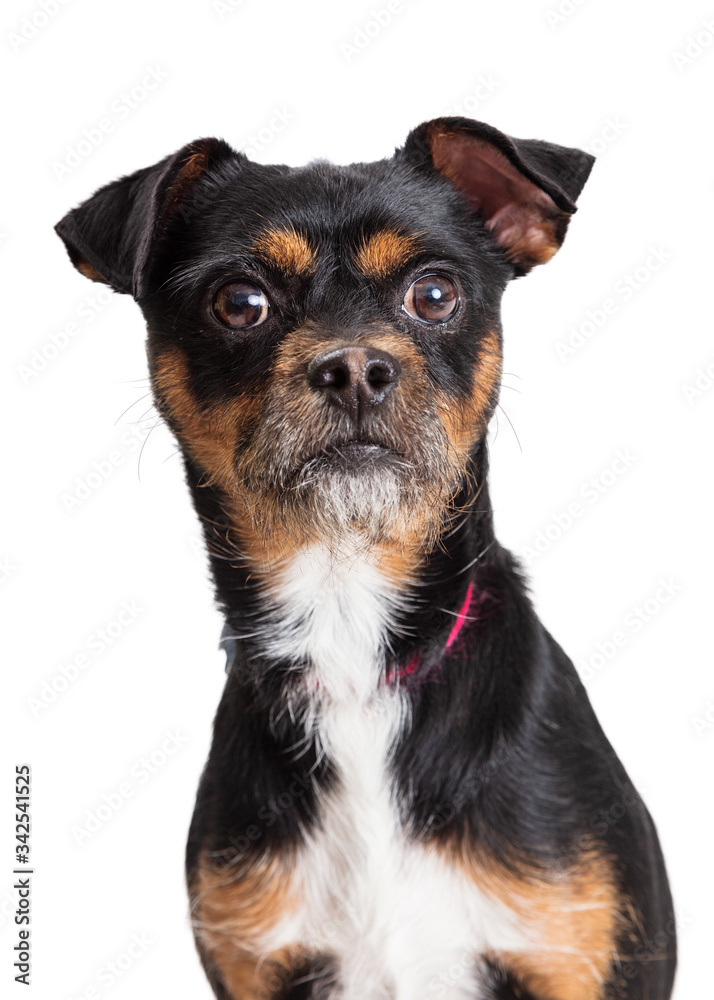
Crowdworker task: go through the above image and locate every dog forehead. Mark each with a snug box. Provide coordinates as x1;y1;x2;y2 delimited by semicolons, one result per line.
205;156;415;226
183;157;463;277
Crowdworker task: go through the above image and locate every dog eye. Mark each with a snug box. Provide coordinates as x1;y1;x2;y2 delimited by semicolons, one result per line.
403;274;459;324
213;282;269;329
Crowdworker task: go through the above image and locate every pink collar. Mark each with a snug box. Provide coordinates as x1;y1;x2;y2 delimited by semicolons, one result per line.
387;581;476;684
446;581;476;649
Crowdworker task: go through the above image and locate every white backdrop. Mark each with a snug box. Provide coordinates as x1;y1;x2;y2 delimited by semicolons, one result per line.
3;0;713;997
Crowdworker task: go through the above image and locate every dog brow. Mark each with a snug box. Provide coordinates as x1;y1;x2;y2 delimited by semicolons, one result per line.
252;225;317;276
354;230;421;279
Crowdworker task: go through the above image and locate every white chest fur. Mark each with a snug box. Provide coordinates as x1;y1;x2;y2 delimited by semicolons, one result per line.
260;544;533;999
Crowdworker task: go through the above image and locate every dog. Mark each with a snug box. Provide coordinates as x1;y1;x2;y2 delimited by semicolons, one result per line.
56;118;676;1000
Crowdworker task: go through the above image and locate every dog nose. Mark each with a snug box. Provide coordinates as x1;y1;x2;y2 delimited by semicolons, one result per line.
307;346;401;423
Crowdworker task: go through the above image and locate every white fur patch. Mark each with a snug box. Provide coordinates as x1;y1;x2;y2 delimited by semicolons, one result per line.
262;539;405;704
258;542;535;998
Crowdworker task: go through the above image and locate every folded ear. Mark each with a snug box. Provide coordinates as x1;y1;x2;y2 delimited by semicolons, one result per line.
402;118;595;276
54;137;237;298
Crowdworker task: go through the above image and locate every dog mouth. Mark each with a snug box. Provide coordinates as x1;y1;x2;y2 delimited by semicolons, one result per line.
302;438;403;472
244;418;457;546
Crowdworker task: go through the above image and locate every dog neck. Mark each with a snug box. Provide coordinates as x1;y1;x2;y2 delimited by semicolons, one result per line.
187;441;499;693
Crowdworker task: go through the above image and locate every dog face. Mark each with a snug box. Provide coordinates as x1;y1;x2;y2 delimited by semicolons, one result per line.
56;119;593;563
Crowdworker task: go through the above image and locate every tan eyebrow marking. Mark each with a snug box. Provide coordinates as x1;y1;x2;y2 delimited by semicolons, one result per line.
354;229;422;279
251;226;317;276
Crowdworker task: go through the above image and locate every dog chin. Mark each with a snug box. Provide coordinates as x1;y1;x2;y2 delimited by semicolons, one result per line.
282;458;449;548
238;428;462;550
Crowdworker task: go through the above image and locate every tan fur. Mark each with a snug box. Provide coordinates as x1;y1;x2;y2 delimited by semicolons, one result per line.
353;229;421;279
194;838;622;999
151;347;260;492
252;226;317;276
436;329;502;462
76;259;106;283
443;840;623;999
192;852;304;1000
498;223;559;266
151;327;491;578
161;148;212;223
371;541;423;588
230;325;461;563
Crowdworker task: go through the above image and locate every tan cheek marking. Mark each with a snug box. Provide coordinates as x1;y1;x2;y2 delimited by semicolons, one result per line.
441;843;621;999
437;329;502;459
223;329;333;569
354;229;421;279
252;226;317;276
229;329;335;565
192;852;303;1000
226;501;305;576
151;348;261;492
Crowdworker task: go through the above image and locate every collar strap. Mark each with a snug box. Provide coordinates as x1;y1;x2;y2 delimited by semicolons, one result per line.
220;581;478;679
386;581;477;684
446;581;475;649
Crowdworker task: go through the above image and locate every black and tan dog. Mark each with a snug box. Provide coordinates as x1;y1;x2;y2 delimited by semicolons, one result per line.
56;118;676;1000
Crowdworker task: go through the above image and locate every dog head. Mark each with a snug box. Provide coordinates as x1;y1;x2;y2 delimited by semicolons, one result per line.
56;119;593;564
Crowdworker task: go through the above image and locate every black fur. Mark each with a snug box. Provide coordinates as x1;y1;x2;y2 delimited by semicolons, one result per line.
56;118;676;1000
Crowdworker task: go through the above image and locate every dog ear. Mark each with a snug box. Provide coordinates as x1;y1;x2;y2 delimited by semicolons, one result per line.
402;118;594;276
54;137;237;298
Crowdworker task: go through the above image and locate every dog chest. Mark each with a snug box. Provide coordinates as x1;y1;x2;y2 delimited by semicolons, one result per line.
250;545;532;997
282;696;530;1000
